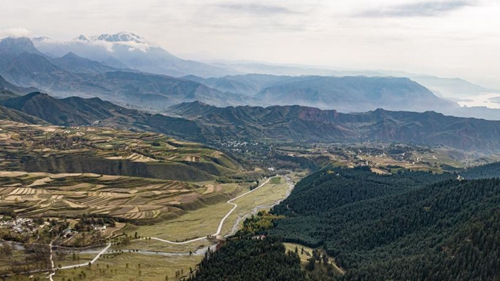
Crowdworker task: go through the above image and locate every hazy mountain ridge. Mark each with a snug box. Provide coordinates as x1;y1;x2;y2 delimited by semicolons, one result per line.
48;52;121;74
212;61;497;99
0;37;246;109
184;74;459;113
186;74;500;119
170;101;500;151
382;71;497;98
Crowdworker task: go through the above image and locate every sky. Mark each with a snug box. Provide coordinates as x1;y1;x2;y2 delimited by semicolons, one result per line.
0;0;499;88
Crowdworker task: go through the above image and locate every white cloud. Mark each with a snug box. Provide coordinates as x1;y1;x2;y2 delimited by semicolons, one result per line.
0;27;32;38
37;36;152;53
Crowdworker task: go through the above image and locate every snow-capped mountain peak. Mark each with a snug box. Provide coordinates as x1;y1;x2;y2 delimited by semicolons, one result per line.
74;35;89;41
90;32;147;44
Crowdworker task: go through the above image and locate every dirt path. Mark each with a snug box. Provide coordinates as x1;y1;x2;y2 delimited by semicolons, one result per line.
48;240;55;281
59;242;111;270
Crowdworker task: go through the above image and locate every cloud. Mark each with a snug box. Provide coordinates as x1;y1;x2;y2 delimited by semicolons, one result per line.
36;36;152;53
217;3;298;15
0;27;32;38
359;0;476;17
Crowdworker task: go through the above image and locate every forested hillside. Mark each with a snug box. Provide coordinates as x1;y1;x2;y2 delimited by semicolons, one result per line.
269;167;500;281
463;162;500;179
187;238;306;281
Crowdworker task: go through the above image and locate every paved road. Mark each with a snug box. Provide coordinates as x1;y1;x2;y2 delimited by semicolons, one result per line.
152;176;274;244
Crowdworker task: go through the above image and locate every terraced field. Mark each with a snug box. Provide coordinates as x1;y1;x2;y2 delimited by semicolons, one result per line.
0;172;249;222
0;120;246;182
0;172;194;220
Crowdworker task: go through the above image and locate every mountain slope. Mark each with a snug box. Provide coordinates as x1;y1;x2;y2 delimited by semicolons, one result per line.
49;52;120;74
2;92;113;125
0;52;86;90
0;37;42;56
0;75;38;96
0;104;48;124
170;101;500;151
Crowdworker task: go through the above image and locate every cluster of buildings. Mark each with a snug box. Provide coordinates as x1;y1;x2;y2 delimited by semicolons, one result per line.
0;217;42;234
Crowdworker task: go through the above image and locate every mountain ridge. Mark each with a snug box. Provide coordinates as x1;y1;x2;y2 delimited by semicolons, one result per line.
184;74;459;113
170;101;500;151
3;92;500;152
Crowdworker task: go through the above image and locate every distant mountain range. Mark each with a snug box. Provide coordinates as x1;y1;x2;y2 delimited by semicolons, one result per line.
2;91;500;152
0;37;246;109
211;61;498;99
33;32;235;78
184;74;500;119
0;36;461;114
384;72;495;100
1;33;500;119
183;74;459;113
32;33;498;101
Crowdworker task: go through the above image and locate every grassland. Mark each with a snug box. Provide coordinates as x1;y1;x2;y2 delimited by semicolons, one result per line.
220;176;291;237
126;202;234;242
25;253;202;281
126;176;291;241
119;239;209;254
284;242;345;275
